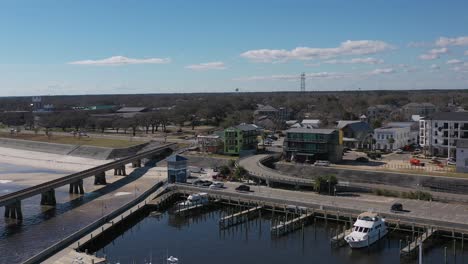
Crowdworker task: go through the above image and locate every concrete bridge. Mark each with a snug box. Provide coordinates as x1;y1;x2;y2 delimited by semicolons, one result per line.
0;143;176;219
238;154;315;188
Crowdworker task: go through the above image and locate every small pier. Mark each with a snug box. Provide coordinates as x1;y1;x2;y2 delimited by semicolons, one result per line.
46;250;105;264
176;203;206;215
401;228;437;255
219;206;263;229
271;213;312;236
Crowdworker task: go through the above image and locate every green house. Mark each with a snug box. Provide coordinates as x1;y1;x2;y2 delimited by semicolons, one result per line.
224;124;260;155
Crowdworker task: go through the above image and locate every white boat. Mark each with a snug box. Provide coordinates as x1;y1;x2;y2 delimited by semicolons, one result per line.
179;192;209;207
167;256;179;264
344;211;388;248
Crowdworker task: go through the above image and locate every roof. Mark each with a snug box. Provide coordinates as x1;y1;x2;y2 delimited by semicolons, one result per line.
386;122;415;128
336;120;361;129
117;107;147;113
234;123;260;131
427;112;468;121
403;102;436;108
287;128;336;134
457;139;468;148
167;155;188;162
301;119;321;124
358;212;378;218
256;105;278;111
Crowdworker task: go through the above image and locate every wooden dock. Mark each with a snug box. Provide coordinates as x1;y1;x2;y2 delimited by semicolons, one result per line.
219;206;263;228
401;228;437;255
331;228;353;246
45;250;105;264
271;213;311;236
176;203;206;215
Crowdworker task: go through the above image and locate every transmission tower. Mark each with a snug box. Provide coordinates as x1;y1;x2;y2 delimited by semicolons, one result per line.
300;72;306;92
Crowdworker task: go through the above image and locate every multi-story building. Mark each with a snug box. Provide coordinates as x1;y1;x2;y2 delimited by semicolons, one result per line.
197;134;222;154
367;104;394;121
402;102;437;119
283;128;343;163
253;104;290;129
223;124;261;155
336;120;373;149
373;125;416;150
456;139;468;173
420;112;468;157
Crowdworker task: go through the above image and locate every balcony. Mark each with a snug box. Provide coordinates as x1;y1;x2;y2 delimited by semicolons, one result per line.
285;138;328;143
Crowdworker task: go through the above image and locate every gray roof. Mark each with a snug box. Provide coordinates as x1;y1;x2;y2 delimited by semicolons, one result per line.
117;107;147;113
287;128;337;134
457;139;468;148
428;112;468;121
386;122;415;128
336;120;361;129
234;123;260;131
257;105;278;111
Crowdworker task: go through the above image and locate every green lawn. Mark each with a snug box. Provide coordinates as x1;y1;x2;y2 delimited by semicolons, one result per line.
0;132;143;148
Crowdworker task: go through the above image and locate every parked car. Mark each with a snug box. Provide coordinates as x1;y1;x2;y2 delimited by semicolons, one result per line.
395;149;404;154
314;160;331;167
412;149;422;154
447;158;456;165
355;157;369;163
209;182;224;189
390;203;403;213
235;184;251;192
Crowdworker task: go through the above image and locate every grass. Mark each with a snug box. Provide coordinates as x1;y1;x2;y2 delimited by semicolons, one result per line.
373;188;433;201
0;132;143;148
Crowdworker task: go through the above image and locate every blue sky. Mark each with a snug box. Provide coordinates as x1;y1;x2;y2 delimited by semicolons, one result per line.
1;0;468;96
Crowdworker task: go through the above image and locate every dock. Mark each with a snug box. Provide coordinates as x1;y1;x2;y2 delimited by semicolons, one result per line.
330;227;353;246
219;205;263;228
46;251;105;264
401;228;437;255
271;213;311;236
176;203;206;214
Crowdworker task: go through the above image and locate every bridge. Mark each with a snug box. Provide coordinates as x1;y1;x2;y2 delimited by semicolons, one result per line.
0;143;176;219
238;154;315;188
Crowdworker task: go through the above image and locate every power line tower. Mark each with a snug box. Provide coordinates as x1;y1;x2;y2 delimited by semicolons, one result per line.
300;72;306;92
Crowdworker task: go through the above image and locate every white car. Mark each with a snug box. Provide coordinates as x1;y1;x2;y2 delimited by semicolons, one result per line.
209;182;224;189
395;149;404;154
314;160;331;167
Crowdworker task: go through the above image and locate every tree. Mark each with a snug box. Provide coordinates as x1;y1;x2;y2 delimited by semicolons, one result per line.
233;166;247;181
387;137;395;150
219;165;231;176
314;175;338;195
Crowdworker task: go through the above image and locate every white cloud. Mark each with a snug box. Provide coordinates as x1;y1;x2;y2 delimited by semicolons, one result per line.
446;59;464;65
452;62;468;73
435;36;468;47
419;47;448;60
368;68;395;75
240;40;394;62
324;57;384;65
430;64;440;71
407;41;431;48
233;72;349;81
185;61;226;70
68;56;171;66
465;50;468;56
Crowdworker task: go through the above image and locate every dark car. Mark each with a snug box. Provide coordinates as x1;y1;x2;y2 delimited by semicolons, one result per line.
201;180;213;187
390;203;403;212
356;157;369;163
235;184;250;192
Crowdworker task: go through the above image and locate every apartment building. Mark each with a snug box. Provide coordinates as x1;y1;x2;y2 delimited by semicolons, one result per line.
374;124;417;150
420;112;468;157
283;128;343;163
223;124;261;155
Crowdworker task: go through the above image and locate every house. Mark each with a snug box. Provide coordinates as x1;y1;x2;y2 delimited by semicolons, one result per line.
420;112;468;157
402;103;437;120
336;120;373;149
253;104;290;128
456;139;468;173
197;135;223;153
255;116;277;131
223;124;261;155
283;128;343;163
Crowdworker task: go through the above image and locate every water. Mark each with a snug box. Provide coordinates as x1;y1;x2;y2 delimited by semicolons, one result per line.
91;207;468;264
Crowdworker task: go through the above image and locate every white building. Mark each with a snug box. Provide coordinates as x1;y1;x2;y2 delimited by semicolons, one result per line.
301;119;321;128
420;112;468;157
456;139;468;173
374;125;415;150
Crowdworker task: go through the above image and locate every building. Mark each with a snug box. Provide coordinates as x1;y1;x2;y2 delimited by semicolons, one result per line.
197;134;222;153
167;155;188;183
223;124;261;155
420;112;468;157
253;105;290;129
336;120;373;149
373;124;417;150
456;139;468;173
283;128;343;163
402;102;437;119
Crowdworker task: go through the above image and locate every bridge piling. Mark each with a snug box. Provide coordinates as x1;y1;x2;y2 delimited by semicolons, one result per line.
4;200;22;219
94;172;107;185
40;189;56;206
114;165;127;176
132;159;142;168
69;179;84;194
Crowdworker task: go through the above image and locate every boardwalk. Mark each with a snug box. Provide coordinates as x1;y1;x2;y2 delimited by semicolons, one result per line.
401;228;437;255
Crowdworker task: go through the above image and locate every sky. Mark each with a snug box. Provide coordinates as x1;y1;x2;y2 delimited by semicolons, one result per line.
1;0;468;96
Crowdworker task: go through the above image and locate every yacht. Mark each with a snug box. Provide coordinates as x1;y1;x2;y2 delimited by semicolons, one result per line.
344;212;388;248
179;192;209;207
